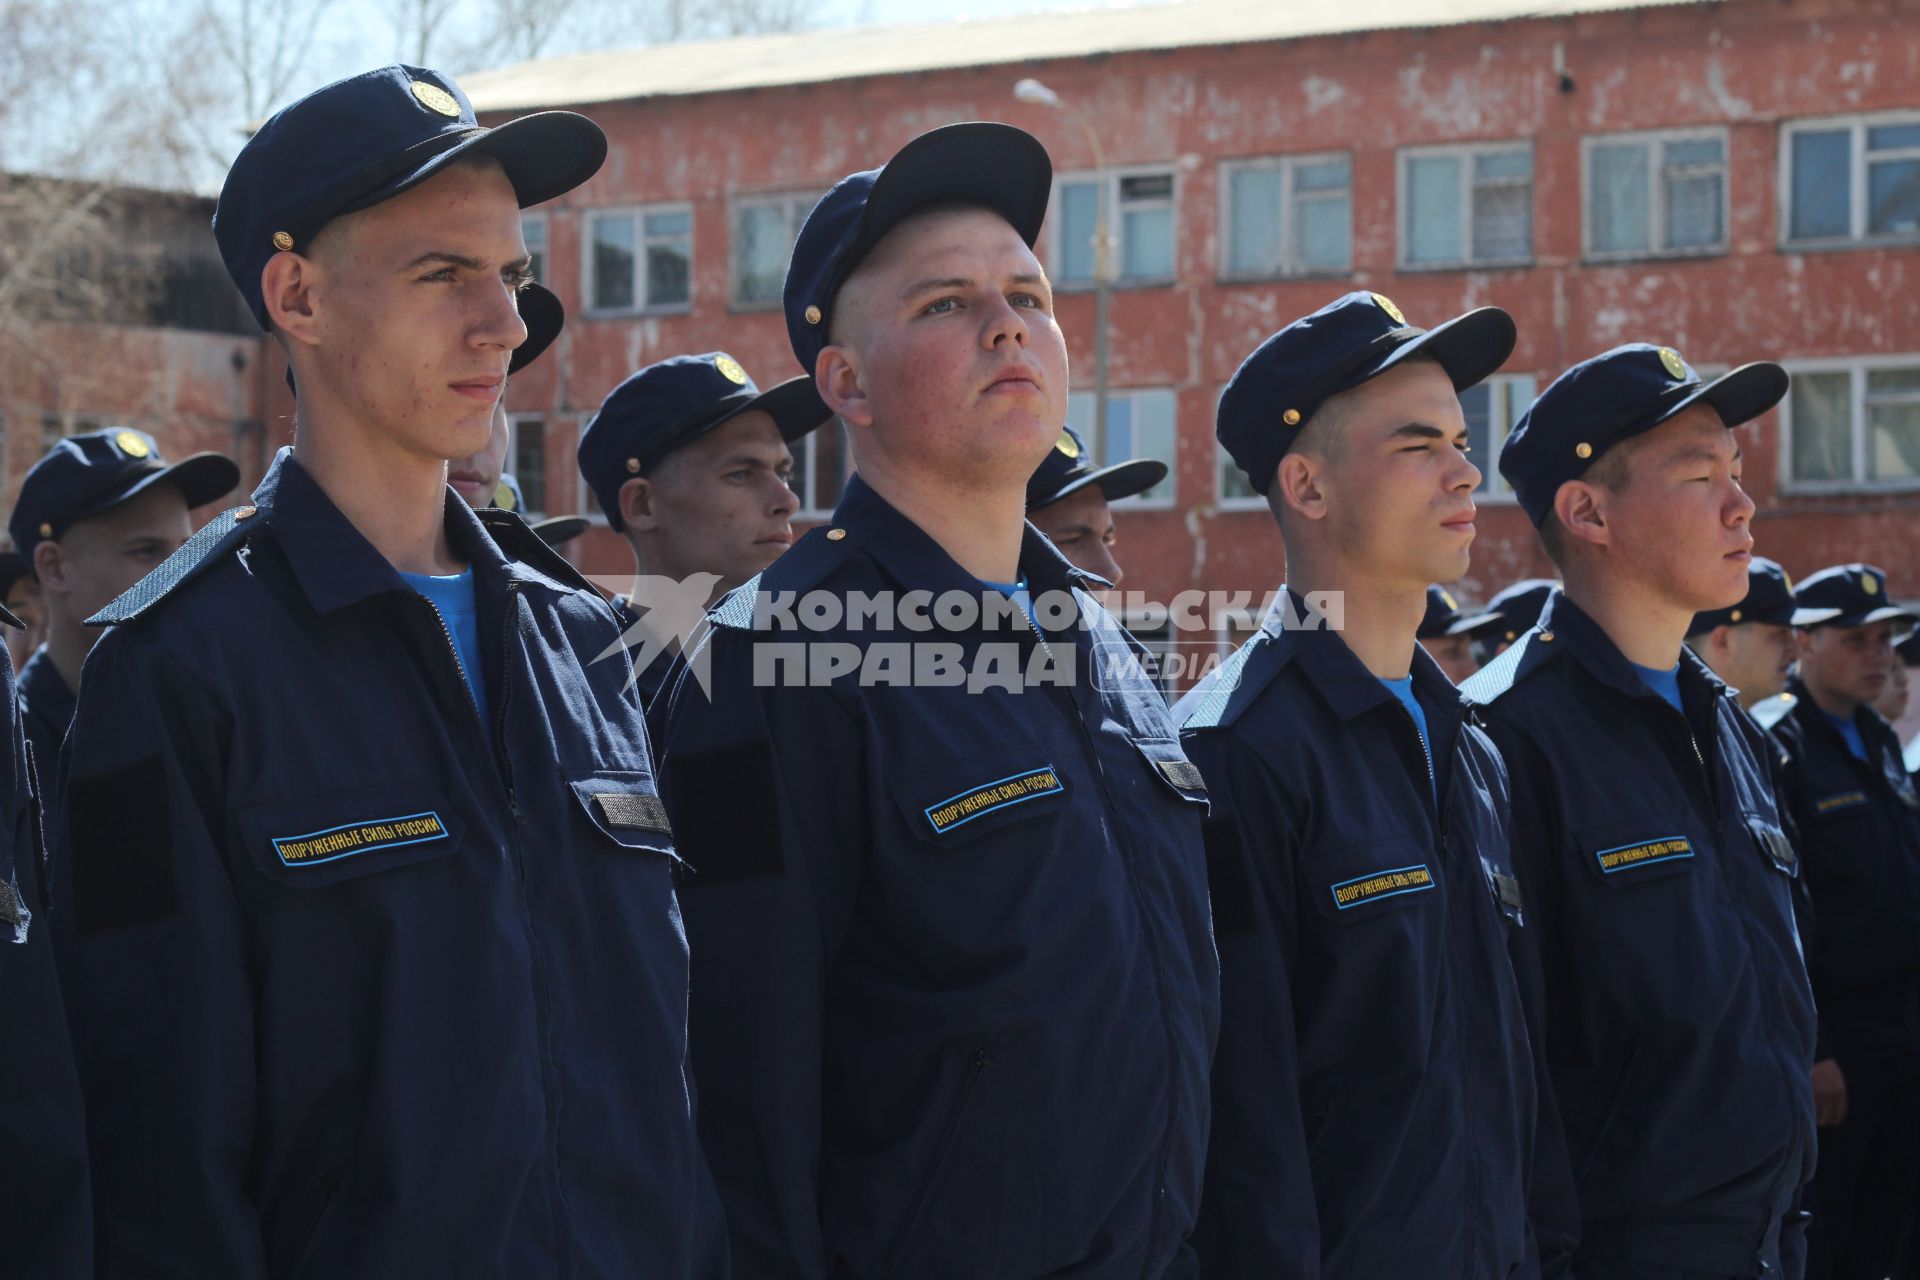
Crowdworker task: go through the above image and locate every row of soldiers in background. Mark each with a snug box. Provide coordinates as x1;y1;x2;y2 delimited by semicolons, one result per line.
2;57;1919;1280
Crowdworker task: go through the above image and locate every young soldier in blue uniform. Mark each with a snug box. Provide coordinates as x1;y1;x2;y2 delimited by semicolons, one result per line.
1463;345;1817;1279
9;429;238;776
1177;291;1555;1277
1688;556;1799;712
576;352;829;705
1755;564;1920;1280
653;123;1219;1279
48;65;726;1277
1023;423;1165;588
0;598;89;1276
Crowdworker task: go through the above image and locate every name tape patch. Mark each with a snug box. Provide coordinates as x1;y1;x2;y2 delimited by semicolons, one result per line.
925;766;1063;835
1595;835;1693;875
1155;759;1208;793
593;791;673;836
273;811;449;868
1815;791;1868;815
1331;863;1435;910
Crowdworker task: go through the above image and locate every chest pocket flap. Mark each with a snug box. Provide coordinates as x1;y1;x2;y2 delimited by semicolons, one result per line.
568;769;677;859
1129;735;1211;813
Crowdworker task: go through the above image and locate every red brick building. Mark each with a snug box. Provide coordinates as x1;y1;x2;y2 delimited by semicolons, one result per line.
463;0;1920;643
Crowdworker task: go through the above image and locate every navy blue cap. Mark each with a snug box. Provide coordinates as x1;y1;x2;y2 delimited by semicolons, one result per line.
1026;426;1166;511
578;353;831;532
1500;344;1788;527
783;122;1052;374
1217;292;1516;496
216;64;606;331
489;474;587;546
1452;578;1559;643
8;429;241;572
1419;584;1467;639
0;550;28;600
1790;563;1918;630
1688;555;1797;635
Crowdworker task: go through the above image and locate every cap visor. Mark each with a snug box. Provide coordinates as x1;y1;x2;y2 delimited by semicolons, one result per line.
347;111;607;225
1793;604;1920;628
745;376;834;442
510;283;564;374
1447;609;1504;638
1377;307;1518;392
1670;362;1790;431
862;123;1052;255
532;516;590;547
67;453;241;526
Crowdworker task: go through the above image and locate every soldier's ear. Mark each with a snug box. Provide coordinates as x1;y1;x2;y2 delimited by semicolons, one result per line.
1273;451;1327;523
1553;480;1610;550
31;540;67;596
815;346;870;429
620;475;658;534
262;250;323;348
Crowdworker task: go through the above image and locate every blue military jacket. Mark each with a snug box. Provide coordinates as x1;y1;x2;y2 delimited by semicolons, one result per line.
49;450;727;1279
1762;676;1920;1065
1463;592;1817;1278
653;474;1220;1280
1177;591;1553;1279
0;609;91;1277
16;645;75;791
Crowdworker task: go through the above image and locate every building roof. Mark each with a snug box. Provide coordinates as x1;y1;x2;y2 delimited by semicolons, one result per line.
461;0;1712;113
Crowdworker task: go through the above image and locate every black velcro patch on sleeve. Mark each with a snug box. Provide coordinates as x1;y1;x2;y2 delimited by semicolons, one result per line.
666;739;785;887
1201;815;1257;937
594;791;673;836
68;756;176;935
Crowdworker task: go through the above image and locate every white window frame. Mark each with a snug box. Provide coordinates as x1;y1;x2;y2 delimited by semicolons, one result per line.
1050;164;1180;289
1580;127;1730;262
1065;386;1178;509
521;211;549;283
506;412;549;519
1780;110;1920;248
1462;373;1538;504
581;202;694;316
1216;151;1353;280
1214;440;1268;512
1396;140;1535;271
729;191;819;311
794;419;852;520
1779;353;1920;494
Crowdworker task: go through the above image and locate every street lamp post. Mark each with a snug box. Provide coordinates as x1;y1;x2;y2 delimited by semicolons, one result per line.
1014;77;1111;455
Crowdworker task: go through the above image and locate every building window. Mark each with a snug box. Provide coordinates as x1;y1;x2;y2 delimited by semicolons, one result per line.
1783;358;1920;489
730;192;818;309
1784;113;1920;245
1584;130;1728;259
1219;153;1352;278
1065;387;1176;505
511;417;547;517
584;204;692;313
1054;168;1177;286
795;420;850;518
1459;374;1536;501
522;213;547;282
1400;142;1534;269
